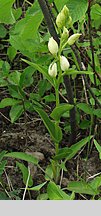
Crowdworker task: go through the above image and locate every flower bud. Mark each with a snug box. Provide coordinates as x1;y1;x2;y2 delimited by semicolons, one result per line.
56;12;66;30
48;62;57;78
62;5;69;17
60;56;70;71
56;5;69;29
48;37;58;55
67;33;81;46
61;27;69;41
67;16;72;26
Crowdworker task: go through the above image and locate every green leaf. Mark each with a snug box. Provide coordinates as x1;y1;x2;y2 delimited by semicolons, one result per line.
0;151;7;161
66;70;93;75
43;93;55;103
67;180;98;196
0;60;3;68
19;66;35;88
54;137;92;161
0;192;10;200
2;61;10;76
20;2;43;41
93;109;101;118
90;176;101;192
0;24;7;38
5;152;38;165
37;193;48;200
0;160;7;176
7;46;17;62
12;7;22;20
9;1;43;57
58;161;67;172
38;80;51;97
33;106;62;143
16;162;33;187
30;93;40;102
21;59;54;87
0;98;20;108
8;85;25;99
79;120;91;130
0;0;15;24
66;136;92;160
26;182;47;191
8;71;21;85
94;139;101;159
67;0;88;23
77;103;93;115
47;181;71;200
45;165;54;181
54;0;69;11
50;104;74;121
91;4;101;29
54;147;72;160
54;0;88;23
10;104;24;123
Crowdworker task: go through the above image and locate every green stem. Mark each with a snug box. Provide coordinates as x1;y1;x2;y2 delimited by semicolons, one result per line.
53;83;60;182
87;114;93;158
55;86;60;155
55;87;59;107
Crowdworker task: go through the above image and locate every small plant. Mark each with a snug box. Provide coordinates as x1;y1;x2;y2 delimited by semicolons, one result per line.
0;0;101;200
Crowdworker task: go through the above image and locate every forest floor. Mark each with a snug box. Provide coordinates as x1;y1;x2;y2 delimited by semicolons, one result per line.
0;111;101;200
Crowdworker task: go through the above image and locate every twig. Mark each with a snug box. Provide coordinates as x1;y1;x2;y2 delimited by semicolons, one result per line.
24;0;33;6
59;167;64;187
4;170;14;192
87;172;101;180
0;111;11;122
75;44;101;83
83;75;101;108
81;75;89;104
71;45;101;108
0;182;11;199
59;91;69;103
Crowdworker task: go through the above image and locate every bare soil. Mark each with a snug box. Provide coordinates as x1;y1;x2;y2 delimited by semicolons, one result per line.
0;111;101;200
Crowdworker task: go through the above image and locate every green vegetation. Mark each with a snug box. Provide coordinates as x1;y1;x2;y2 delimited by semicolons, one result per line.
0;0;101;200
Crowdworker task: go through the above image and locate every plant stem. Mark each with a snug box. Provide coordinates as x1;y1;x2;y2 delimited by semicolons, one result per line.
55;85;60;154
55;87;59;107
38;0;59;44
63;75;76;145
88;0;96;75
88;0;97;134
38;0;76;145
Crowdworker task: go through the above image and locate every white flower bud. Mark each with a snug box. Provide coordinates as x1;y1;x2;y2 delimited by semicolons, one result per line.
62;5;69;18
60;56;70;71
67;33;81;46
48;37;58;55
56;5;69;29
48;62;57;78
61;27;69;42
56;13;66;30
67;16;72;26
